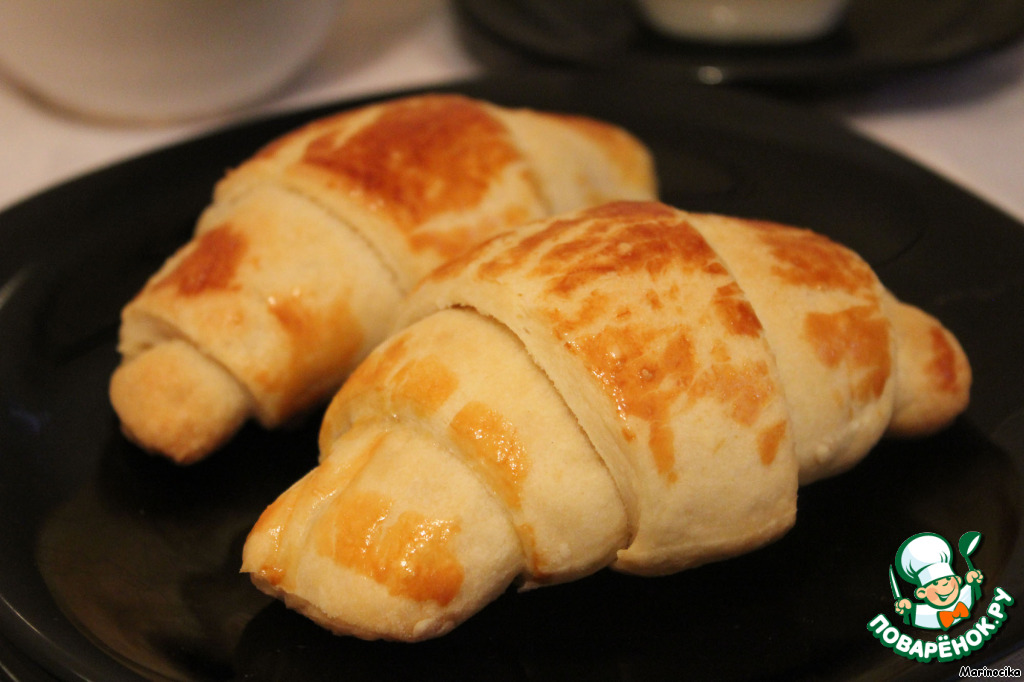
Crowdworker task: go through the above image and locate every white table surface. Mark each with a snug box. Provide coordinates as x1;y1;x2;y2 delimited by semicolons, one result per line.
2;0;1023;225
0;0;480;214
1;0;1022;672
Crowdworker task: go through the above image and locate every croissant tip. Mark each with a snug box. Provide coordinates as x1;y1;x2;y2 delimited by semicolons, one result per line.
109;340;250;463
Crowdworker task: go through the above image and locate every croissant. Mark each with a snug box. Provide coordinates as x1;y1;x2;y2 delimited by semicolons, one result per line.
241;201;970;641
108;94;656;464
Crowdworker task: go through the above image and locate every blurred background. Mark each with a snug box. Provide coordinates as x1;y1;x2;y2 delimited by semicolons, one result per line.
1;0;1022;222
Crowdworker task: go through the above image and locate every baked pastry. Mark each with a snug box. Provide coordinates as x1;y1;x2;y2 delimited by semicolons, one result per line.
242;201;970;641
109;95;657;463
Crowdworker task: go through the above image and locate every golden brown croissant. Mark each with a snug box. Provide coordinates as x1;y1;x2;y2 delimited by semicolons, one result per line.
241;201;970;641
109;95;656;464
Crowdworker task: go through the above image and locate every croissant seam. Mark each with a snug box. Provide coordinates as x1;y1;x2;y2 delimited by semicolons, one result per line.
433;306;633;583
241;177;408;297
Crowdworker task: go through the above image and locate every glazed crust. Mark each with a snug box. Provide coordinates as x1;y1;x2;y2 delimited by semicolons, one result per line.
242;201;970;640
110;95;657;464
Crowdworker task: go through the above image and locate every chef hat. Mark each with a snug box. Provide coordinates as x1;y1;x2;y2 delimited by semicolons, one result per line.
897;533;955;587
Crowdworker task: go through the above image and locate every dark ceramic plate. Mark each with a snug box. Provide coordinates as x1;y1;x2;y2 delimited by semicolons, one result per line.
454;0;1024;92
1;72;1023;681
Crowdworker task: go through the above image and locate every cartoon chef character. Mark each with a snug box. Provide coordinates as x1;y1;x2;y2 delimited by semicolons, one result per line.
893;532;984;630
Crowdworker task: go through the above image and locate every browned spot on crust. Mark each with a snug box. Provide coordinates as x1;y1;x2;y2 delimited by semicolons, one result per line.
804;306;892;400
689;360;776;427
392;355;459;416
753;221;876;294
250;430;385;587
475;201;680;284
566;324;698;482
301;95;522;237
711;341;731;364
428;203;673;285
551;291;613;335
757;420;788;466
540;207;719;298
261;291;365;415
405;204;536;260
317;492;464;606
450;401;529;510
294;339;451;428
927;325;962;393
152;224;246;296
712;282;762;337
342;336;411;397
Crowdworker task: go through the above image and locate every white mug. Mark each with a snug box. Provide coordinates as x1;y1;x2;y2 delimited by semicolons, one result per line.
0;0;344;122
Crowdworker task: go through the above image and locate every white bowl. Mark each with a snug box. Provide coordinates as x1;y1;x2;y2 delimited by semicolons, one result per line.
0;0;344;123
636;0;850;44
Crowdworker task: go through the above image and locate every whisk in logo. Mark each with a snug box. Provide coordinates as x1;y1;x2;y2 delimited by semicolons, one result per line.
866;531;1017;663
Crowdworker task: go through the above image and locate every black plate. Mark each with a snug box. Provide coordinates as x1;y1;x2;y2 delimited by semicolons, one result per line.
454;0;1024;92
1;72;1023;681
